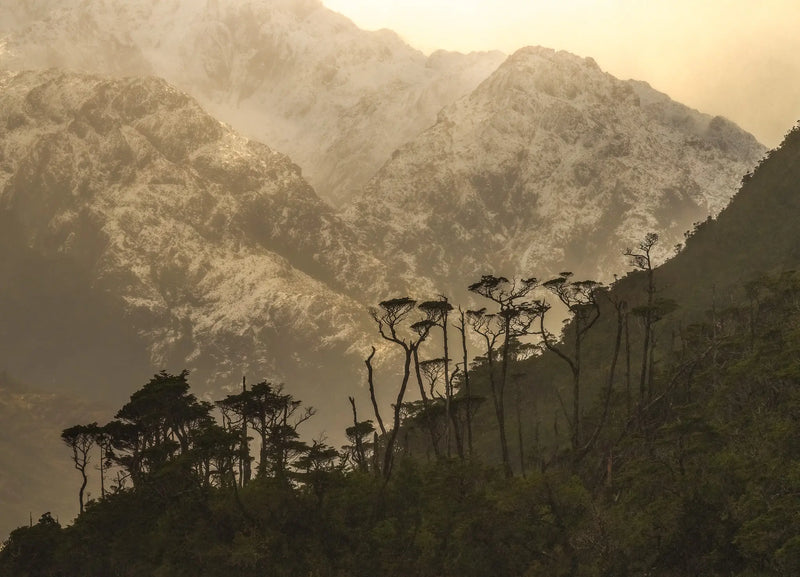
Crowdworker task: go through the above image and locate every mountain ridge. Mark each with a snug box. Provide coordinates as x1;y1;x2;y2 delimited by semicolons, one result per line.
345;46;764;290
0;69;388;406
0;0;506;205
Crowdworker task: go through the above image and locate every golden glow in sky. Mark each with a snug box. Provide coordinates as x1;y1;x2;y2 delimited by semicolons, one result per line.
322;0;800;147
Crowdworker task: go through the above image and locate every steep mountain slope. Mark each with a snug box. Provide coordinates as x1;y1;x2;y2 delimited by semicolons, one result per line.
0;69;388;410
656;123;800;308
461;124;800;573
428;121;798;489
486;120;800;461
346;47;765;289
0;0;505;205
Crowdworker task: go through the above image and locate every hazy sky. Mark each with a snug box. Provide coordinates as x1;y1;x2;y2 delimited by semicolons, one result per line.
322;0;799;148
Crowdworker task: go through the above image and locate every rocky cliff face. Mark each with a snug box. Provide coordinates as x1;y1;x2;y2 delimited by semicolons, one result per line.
0;69;388;409
346;47;765;289
0;0;505;205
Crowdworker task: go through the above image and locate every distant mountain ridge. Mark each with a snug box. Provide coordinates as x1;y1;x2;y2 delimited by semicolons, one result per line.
0;0;505;205
345;47;765;289
0;69;387;407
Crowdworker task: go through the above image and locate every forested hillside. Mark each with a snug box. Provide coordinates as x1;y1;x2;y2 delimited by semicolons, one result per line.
2;272;798;576
3;126;799;577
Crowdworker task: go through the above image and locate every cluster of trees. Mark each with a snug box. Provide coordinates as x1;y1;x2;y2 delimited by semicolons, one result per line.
349;272;602;482
57;370;332;513
52;260;629;513
2;239;800;576
358;238;672;484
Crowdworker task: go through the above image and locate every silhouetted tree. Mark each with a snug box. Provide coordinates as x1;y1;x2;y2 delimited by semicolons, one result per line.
418;297;456;456
370;297;435;480
364;346;386;437
541;272;602;448
217;387;253;488
92;424;113;499
220;381;312;481
239;376;252;485
468;276;541;477
61;423;99;513
625;233;658;403
107;370;214;488
580;293;626;459
346;396;374;472
454;306;475;455
293;440;340;505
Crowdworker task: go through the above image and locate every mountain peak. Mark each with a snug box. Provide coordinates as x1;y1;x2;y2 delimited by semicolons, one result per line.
508;45;600;70
348;49;765;287
469;45;633;109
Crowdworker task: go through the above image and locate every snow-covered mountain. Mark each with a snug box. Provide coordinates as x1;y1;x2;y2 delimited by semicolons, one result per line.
0;69;392;413
0;48;766;433
0;68;419;535
0;0;505;206
0;5;770;540
345;47;765;288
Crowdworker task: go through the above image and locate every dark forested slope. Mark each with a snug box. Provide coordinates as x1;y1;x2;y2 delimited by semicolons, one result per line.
658;123;800;313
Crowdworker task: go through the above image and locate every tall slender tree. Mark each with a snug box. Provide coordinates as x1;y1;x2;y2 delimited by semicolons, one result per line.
468;276;541;477
412;350;442;458
346;397;373;472
541;273;602;448
625;233;658;404
61;423;99;514
418;298;454;455
454;306;475;455
92;424;113;499
370;297;435;480
467;308;505;469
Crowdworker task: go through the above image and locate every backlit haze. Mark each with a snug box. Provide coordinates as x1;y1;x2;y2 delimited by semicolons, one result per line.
323;0;800;147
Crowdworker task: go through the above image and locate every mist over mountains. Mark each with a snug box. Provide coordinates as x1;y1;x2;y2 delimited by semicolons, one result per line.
0;0;504;205
0;0;769;537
